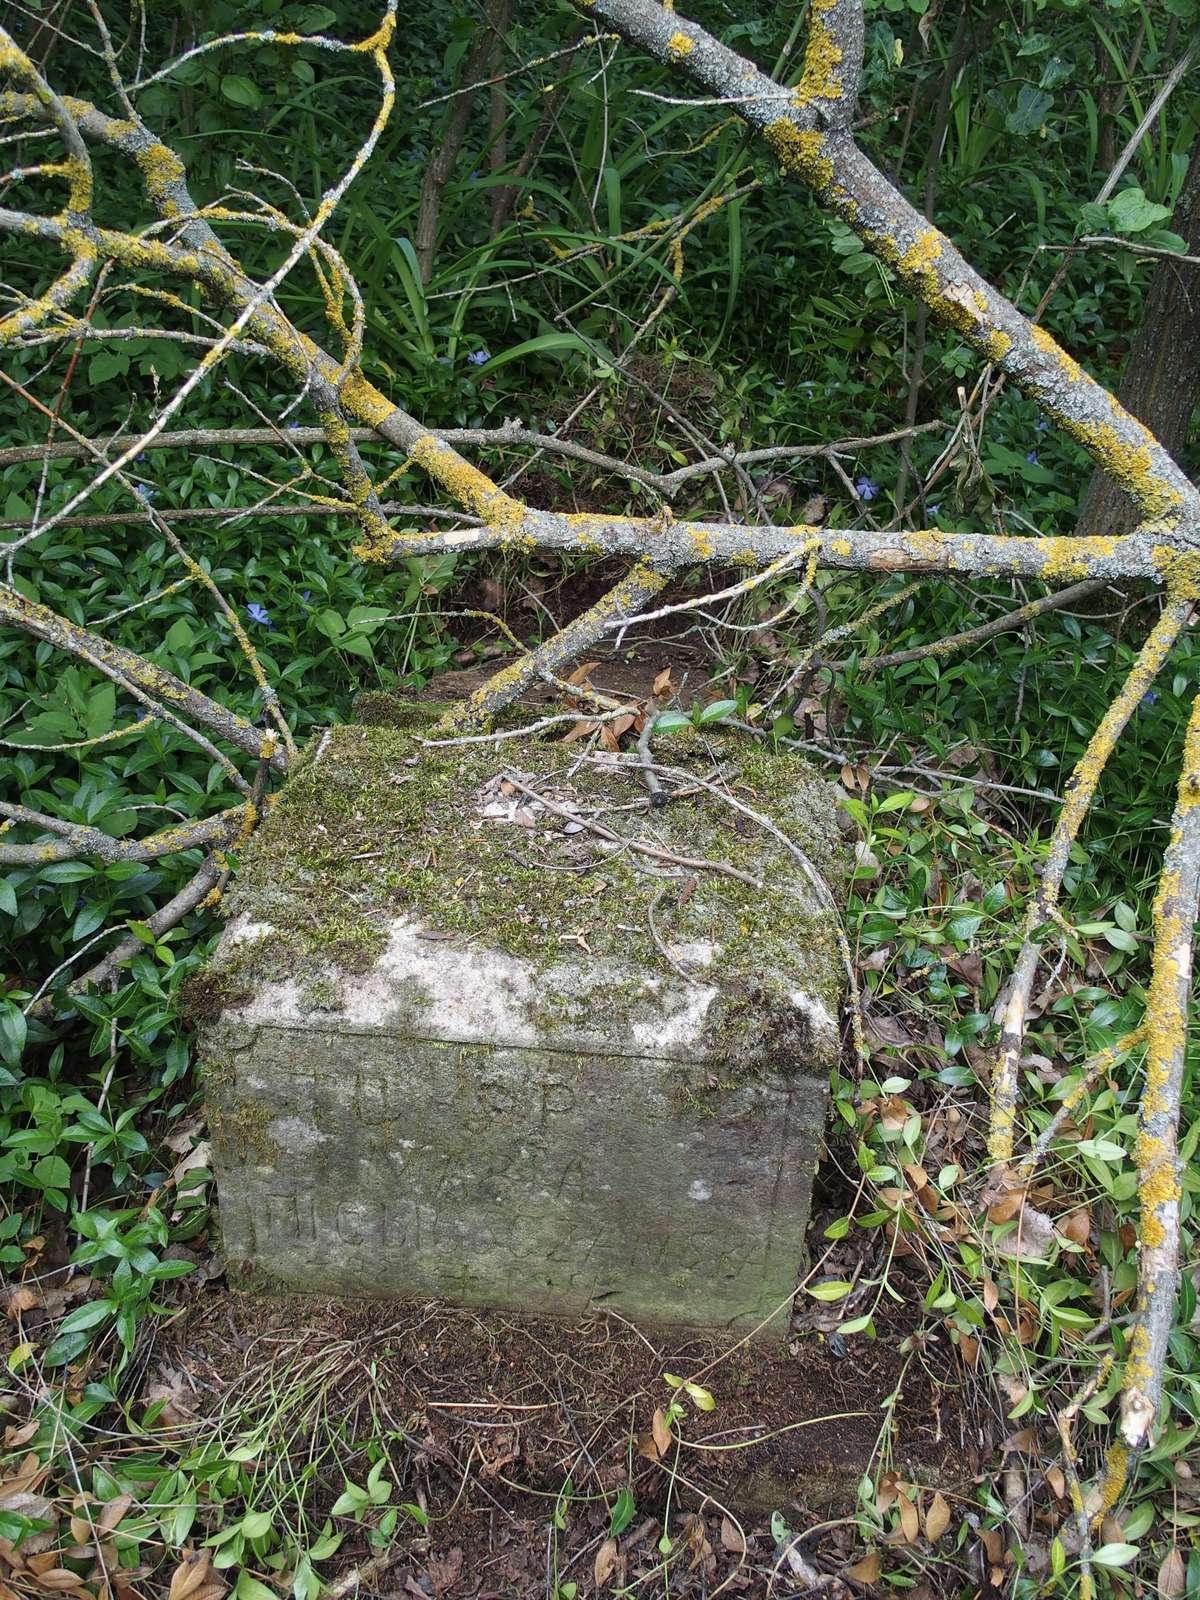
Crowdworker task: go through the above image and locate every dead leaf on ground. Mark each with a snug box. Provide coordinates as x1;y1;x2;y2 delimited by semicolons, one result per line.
651;1407;673;1456
167;1551;214;1600
897;1491;920;1544
1158;1548;1185;1597
719;1517;745;1555
593;1537;618;1587
845;1550;881;1584
4;1287;39;1319
424;1546;464;1595
924;1492;950;1544
1060;1208;1091;1246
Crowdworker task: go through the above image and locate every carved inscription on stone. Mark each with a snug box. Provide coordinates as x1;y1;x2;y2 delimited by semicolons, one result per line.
209;1026;826;1334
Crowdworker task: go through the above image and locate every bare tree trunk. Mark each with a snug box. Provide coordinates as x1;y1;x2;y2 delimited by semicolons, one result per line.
1076;132;1200;538
414;2;511;283
490;28;581;237
487;1;514;237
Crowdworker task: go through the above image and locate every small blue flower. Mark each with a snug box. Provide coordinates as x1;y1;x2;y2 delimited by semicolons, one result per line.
467;349;490;367
133;484;155;503
246;602;272;627
927;502;941;517
286;421;303;431
1141;690;1159;708
1026;450;1039;465
1035;417;1050;434
855;475;879;502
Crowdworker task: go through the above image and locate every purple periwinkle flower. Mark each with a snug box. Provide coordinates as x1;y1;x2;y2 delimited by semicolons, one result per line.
1026;450;1039;465
467;349;490;367
133;484;155;503
855;475;879;502
1035;417;1050;434
1141;690;1159;708
246;602;271;627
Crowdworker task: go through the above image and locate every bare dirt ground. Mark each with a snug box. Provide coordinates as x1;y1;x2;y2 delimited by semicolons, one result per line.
147;1263;982;1600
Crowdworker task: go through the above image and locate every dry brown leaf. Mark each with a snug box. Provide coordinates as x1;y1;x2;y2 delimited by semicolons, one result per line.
30;1570;85;1591
924;1492;950;1544
0;1453;47;1498
425;1546;464;1596
593;1537;618;1587
95;1497;132;1536
651;1407;673;1456
897;1492;919;1544
979;1527;1005;1565
652;667;674;696
2;1423;38;1450
1158;1548;1185;1598
168;1550;212;1600
4;1287;39;1319
189;1583;226;1600
719;1518;745;1555
987;1191;1026;1224
1060;1209;1091;1246
1044;1465;1065;1499
875;1473;899;1516
845;1550;881;1584
566;661;599;687
635;1429;660;1462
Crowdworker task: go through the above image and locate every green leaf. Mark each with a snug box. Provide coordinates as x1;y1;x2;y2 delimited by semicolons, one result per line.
234;1576;280;1600
807;1280;852;1302
241;1510;273;1539
0;1003;27;1067
0;1509;42;1542
875;790;916;813
165;617;194;652
696;698;738;726
56;1298;116;1334
473;332;595;374
0;879;16;917
609;1486;636;1536
1091;1543;1139;1569
652;710;692;734
1107;187;1172;235
221;75;263;110
1005;85;1053;135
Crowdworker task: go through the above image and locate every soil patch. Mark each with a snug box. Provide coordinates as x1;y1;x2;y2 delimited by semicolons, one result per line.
156;1284;982;1597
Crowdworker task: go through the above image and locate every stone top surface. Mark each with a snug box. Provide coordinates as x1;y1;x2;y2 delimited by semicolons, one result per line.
193;701;847;1066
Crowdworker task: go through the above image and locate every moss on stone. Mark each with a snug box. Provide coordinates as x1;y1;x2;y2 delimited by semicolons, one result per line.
205;701;847;1076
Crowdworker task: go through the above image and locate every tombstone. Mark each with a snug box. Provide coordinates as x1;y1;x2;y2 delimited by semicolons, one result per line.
193;702;846;1339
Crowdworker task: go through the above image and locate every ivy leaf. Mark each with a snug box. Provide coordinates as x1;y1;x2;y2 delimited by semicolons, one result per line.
1005;85;1053;135
1107;187;1172;235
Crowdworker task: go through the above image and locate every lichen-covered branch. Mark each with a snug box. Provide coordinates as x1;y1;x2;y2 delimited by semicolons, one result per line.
990;594;1194;1175
0;587;287;773
0;801;250;868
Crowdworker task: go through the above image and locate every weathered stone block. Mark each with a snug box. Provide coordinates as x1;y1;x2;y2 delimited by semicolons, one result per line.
195;705;845;1337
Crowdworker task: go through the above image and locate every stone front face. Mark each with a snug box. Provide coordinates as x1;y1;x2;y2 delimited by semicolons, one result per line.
198;708;845;1337
207;1021;826;1332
